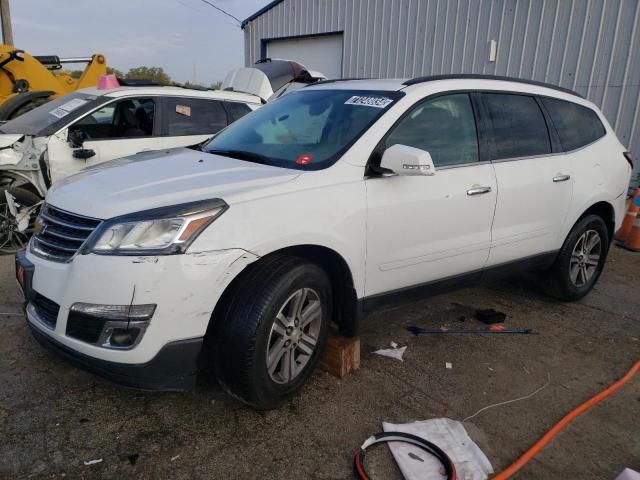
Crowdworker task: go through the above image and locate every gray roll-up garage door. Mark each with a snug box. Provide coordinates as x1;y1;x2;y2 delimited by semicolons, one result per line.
266;34;343;79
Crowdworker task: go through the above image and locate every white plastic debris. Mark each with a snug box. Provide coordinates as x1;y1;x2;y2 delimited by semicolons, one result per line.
383;418;493;480
373;346;407;362
390;341;399;349
170;455;180;462
83;459;103;466
445;362;453;369
616;468;640;480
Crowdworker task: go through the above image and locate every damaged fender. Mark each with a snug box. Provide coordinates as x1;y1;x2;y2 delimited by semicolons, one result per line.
0;134;49;195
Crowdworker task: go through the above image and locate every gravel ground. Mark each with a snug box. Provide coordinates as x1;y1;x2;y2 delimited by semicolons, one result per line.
0;247;639;479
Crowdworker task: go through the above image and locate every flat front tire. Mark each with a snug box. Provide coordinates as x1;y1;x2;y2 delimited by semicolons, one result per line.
545;214;609;301
212;255;331;409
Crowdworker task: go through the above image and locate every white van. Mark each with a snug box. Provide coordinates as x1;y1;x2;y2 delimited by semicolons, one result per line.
17;75;632;409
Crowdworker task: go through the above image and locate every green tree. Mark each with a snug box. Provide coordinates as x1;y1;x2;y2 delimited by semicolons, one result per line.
125;66;172;85
183;81;208;90
210;81;222;90
106;66;125;78
69;69;83;79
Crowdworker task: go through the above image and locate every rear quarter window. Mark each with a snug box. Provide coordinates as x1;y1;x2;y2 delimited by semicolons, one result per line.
541;98;606;151
224;101;252;122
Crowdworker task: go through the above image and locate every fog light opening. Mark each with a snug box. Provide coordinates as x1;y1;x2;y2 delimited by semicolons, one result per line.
69;302;156;350
109;328;141;348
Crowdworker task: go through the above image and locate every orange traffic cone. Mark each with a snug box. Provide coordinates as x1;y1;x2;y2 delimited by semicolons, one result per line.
623;210;640;252
615;187;640;243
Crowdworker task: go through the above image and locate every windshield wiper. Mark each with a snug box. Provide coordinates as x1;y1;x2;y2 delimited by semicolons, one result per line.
207;149;272;166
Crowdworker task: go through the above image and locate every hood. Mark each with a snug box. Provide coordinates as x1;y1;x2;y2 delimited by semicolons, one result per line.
222;59;325;102
0;133;23;149
0;134;48;169
46;148;300;219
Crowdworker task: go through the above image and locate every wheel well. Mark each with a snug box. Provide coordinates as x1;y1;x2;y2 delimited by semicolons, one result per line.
578;201;615;243
276;245;359;336
208;245;360;339
0;174;42;197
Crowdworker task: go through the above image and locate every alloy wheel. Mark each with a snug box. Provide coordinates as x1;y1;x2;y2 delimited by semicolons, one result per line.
569;229;601;287
266;287;323;384
0;202;31;253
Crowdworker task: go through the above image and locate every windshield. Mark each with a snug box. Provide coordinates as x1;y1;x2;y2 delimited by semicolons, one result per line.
0;92;107;136
202;89;403;170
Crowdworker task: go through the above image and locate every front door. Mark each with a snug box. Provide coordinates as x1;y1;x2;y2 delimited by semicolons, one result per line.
365;93;497;297
46;97;159;180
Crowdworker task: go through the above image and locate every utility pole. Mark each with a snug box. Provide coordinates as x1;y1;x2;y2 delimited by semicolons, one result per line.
0;0;13;45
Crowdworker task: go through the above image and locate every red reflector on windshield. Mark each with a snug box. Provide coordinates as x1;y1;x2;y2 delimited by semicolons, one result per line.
296;154;313;165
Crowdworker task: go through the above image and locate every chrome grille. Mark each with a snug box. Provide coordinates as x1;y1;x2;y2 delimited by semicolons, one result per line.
31;204;101;262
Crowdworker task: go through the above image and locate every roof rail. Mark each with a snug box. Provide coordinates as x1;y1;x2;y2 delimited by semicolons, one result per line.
402;74;583;98
306;78;366;87
116;78;159;87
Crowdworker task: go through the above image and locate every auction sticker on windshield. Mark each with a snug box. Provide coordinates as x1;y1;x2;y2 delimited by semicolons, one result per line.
49;98;89;119
344;95;393;108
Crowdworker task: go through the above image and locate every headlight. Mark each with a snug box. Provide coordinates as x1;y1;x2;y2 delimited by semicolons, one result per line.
86;199;227;255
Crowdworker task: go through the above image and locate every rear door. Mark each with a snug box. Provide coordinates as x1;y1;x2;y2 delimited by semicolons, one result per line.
483;92;573;266
160;97;231;148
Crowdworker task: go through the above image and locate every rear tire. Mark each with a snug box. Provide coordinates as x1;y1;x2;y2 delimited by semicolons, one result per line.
0;187;42;254
544;214;609;301
212;254;332;409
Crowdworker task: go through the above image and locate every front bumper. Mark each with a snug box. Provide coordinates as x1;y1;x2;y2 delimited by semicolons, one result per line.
19;246;258;389
29;323;203;391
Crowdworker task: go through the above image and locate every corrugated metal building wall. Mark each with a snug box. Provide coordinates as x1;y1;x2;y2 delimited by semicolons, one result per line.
244;0;640;181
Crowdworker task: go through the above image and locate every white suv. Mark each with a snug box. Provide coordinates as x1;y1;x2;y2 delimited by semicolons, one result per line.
16;75;633;409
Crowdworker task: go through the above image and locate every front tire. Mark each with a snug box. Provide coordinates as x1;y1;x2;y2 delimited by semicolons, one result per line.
0;187;42;254
212;255;332;409
545;214;609;301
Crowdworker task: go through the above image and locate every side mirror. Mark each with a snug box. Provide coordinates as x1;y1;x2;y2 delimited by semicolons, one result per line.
72;148;95;160
379;144;436;176
68;129;87;148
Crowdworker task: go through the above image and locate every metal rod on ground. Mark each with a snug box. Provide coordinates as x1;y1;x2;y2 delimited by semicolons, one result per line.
0;0;13;46
406;326;535;335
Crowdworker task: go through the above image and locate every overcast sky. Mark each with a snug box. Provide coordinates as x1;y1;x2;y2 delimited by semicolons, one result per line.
11;0;272;85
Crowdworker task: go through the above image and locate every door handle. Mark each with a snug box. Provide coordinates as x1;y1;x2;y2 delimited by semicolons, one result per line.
467;186;492;196
553;174;571;182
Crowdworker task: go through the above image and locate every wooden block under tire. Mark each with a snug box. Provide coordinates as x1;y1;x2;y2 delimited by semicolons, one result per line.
319;335;360;378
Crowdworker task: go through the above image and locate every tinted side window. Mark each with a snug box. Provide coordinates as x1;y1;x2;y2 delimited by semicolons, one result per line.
225;102;252;122
70;98;155;140
385;93;479;167
164;98;227;136
541;98;606;151
485;93;551;160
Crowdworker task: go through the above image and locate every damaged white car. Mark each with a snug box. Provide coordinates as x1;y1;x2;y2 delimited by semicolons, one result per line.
0;59;325;252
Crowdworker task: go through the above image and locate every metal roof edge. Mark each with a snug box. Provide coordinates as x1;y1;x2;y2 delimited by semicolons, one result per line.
241;0;286;28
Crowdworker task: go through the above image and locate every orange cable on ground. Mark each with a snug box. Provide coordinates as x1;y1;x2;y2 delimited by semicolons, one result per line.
493;360;640;480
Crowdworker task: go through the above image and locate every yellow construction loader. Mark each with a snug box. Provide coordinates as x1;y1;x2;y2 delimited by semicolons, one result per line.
0;44;106;120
